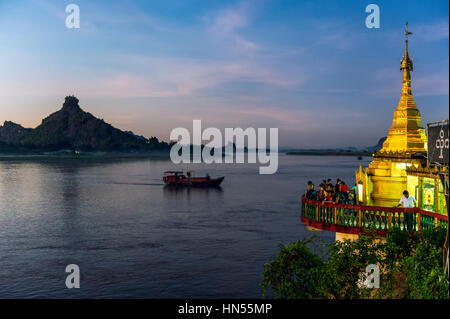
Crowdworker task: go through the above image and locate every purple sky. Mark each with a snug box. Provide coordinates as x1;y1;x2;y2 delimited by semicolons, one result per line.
0;0;448;148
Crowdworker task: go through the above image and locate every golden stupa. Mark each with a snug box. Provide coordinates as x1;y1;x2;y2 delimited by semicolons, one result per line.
356;23;428;207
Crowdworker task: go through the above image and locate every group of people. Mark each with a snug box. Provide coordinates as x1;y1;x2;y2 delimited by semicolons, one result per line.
304;178;419;209
304;179;419;230
305;179;357;205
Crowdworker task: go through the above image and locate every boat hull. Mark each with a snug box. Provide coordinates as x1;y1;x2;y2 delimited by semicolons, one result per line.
163;176;224;187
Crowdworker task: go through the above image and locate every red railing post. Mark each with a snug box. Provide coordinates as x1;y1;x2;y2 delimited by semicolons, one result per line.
388;212;392;230
358;209;362;227
417;211;422;232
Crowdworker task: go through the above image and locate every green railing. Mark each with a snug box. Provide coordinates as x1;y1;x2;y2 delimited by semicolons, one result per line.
301;195;448;235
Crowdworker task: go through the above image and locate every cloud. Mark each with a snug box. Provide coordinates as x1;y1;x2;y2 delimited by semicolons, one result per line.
414;73;449;96
30;0;66;20
414;20;449;42
384;20;449;45
1;0;305;99
372;65;449;98
164;101;316;135
0;54;299;99
235;107;311;132
205;1;260;56
78;55;299;98
210;5;248;35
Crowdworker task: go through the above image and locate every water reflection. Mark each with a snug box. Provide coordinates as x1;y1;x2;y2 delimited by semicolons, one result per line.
163;185;224;201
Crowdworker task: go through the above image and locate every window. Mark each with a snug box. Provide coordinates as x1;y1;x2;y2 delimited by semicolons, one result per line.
358;183;364;203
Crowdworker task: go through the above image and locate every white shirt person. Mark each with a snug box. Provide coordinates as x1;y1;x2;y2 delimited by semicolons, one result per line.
398;191;417;208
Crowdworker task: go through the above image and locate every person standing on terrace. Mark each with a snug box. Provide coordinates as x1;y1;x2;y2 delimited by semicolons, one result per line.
342;182;349;202
335;179;342;193
398;190;417;208
305;181;317;199
397;190;417;231
326;179;333;192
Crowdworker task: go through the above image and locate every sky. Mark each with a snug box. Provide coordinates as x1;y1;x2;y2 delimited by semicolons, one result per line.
0;0;448;148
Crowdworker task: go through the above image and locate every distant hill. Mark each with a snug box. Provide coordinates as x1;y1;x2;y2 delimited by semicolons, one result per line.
367;136;387;153
284;136;387;156
0;96;170;153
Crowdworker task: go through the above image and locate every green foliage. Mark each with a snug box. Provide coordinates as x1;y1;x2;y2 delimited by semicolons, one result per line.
403;240;448;298
319;233;383;298
420;225;447;247
261;237;324;298
261;227;449;299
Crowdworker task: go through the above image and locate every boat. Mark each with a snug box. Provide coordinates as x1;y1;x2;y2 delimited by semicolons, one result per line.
163;171;224;187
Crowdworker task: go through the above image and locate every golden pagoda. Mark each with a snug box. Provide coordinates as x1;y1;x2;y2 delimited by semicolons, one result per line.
356;23;428;207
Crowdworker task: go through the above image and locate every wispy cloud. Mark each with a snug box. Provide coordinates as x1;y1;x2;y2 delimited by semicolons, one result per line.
30;0;66;20
384;20;449;45
414;20;449;42
0;55;300;99
414;73;449;96
86;56;298;98
205;1;260;56
372;63;449;98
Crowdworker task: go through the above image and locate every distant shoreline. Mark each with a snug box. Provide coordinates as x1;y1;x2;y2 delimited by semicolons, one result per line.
0;150;374;161
285;151;372;156
0;152;171;161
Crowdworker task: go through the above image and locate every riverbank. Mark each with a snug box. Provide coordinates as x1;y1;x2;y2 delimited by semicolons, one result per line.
0;151;170;161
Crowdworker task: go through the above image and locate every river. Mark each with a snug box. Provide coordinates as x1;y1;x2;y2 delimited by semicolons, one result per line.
0;154;371;298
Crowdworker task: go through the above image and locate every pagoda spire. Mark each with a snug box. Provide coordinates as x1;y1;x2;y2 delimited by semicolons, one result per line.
377;22;427;155
403;22;413;61
400;22;414;95
361;23;430;208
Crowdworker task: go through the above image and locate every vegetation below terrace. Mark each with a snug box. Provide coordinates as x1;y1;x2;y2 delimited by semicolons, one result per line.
261;227;449;299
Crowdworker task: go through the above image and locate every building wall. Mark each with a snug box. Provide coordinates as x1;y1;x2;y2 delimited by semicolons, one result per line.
364;158;420;207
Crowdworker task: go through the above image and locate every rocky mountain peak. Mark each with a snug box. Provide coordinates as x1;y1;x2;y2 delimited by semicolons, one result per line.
61;95;82;112
2;121;25;129
0;96;169;152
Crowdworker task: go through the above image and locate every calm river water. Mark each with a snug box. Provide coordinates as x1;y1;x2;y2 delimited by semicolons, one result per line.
0;154;371;298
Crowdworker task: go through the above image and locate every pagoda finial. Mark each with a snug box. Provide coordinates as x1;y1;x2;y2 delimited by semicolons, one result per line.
405;22;412;52
401;22;413;72
400;22;413;95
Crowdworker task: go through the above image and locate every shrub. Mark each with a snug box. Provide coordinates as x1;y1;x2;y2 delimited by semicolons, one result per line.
261;238;324;298
261;227;448;299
